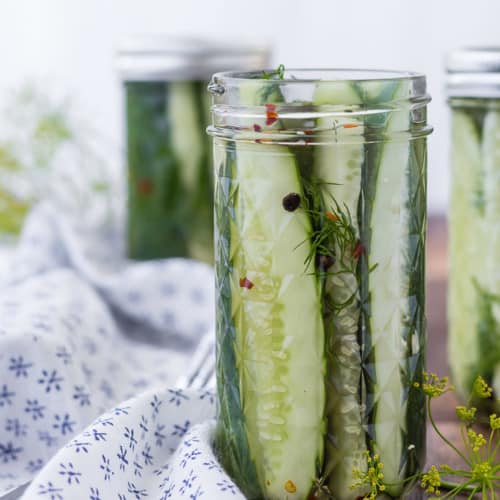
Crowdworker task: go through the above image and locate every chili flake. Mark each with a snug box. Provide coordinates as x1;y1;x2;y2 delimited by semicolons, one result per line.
282;193;301;212
316;254;335;270
325;211;339;221
253;124;262;132
265;103;278;126
137;178;154;195
239;277;254;289
352;240;366;259
284;480;297;493
343;123;359;129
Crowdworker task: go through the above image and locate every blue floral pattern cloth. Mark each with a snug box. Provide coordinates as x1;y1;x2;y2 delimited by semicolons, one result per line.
0;204;245;499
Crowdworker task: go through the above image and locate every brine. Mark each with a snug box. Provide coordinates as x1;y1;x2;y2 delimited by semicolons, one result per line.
209;70;432;500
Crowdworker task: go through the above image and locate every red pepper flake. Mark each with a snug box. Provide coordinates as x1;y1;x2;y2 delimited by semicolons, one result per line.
303;129;314;135
343;123;359;129
253;124;262;132
325;211;339;221
352;240;365;259
239;277;254;289
137;178;154;195
265;103;278;126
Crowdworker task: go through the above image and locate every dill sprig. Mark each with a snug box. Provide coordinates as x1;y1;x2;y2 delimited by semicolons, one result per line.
420;374;500;499
351;372;500;499
296;175;362;315
261;64;286;80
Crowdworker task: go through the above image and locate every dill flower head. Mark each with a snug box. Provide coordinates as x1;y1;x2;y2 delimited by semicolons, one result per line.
473;375;492;399
455;405;477;424
420;465;441;496
414;372;454;398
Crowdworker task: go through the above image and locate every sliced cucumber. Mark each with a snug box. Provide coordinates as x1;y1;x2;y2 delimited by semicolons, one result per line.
313;83;368;499
169;82;204;195
363;82;413;496
126;81;189;259
448;111;483;398
228;142;325;499
482;111;500;325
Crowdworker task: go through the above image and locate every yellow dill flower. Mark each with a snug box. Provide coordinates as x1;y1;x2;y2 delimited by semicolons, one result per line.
467;428;487;452
489;413;500;430
473;376;492;399
471;462;492;481
350;450;386;499
420;465;441;495
455;405;477;424
418;372;454;398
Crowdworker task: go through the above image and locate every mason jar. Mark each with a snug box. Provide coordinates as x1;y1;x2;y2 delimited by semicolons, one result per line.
208;69;432;500
447;48;500;411
116;36;270;261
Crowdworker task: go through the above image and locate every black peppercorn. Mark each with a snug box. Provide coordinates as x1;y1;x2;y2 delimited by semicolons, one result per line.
282;193;301;212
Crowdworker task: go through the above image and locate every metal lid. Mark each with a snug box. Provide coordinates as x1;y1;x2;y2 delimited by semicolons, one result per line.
446;47;500;98
115;35;271;82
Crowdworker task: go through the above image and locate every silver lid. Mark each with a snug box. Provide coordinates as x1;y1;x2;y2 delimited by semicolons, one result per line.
115;35;271;82
446;47;500;98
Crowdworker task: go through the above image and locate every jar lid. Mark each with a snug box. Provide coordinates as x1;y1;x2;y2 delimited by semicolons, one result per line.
446;47;500;98
115;35;271;81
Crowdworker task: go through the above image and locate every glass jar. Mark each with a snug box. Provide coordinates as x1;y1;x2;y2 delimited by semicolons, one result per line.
208;69;432;500
447;48;500;411
116;36;270;262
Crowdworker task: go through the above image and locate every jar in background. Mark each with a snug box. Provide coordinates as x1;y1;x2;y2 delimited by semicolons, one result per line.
447;48;500;411
209;69;432;499
116;36;270;261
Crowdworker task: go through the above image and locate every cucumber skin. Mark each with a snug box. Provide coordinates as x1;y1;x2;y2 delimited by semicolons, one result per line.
358;84;426;497
214;143;263;500
125;81;212;262
215;140;325;499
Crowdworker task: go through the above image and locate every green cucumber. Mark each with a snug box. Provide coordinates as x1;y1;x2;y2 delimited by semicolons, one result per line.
448;111;484;398
481;111;500;344
126;81;188;259
215;141;326;499
169;81;213;262
449;106;500;409
362;81;418;496
125;80;213;262
313;83;368;499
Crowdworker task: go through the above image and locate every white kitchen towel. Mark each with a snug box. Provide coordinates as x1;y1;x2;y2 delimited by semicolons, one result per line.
0;204;247;499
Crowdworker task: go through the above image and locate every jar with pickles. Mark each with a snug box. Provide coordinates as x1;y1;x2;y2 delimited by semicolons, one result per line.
116;36;270;261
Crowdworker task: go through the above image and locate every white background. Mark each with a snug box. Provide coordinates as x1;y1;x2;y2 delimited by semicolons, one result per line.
1;0;498;214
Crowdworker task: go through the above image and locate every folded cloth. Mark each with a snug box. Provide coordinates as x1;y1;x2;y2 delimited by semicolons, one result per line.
21;387;245;499
0;204;243;498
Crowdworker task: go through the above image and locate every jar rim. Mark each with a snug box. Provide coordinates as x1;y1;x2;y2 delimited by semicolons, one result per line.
211;68;426;85
208;69;431;145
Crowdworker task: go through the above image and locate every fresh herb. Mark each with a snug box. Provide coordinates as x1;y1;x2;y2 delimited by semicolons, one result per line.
296;178;361;314
350;451;387;499
351;372;500;499
262;64;286;80
259;65;286;103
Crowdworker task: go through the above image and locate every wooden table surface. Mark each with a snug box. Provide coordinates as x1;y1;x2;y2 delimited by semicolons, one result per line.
426;216;478;473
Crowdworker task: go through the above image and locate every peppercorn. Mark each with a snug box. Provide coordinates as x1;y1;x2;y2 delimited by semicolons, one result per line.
282;193;301;212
